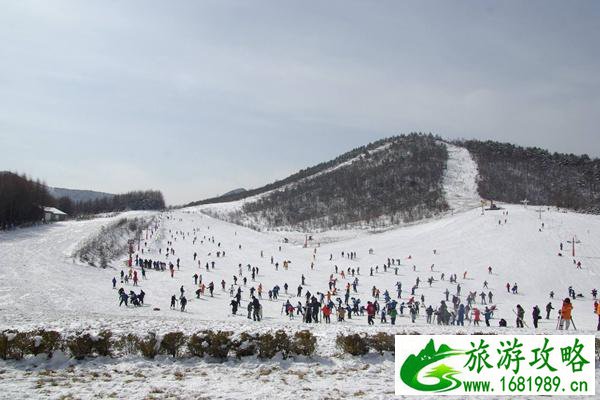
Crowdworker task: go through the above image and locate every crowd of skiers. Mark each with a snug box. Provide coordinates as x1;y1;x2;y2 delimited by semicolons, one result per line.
109;213;600;331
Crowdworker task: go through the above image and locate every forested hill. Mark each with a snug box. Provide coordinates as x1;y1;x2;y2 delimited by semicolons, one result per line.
186;135;424;207
197;133;450;230
458;140;600;213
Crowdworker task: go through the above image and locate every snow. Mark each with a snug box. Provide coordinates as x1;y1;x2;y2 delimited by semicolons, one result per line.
1;148;599;399
442;142;481;212
43;207;67;215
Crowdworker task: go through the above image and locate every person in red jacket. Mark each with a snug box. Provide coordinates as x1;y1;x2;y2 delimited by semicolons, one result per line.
366;301;376;325
321;305;331;324
473;308;481;326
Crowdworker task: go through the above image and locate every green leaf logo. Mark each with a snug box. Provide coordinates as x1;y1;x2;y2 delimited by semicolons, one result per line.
400;339;465;392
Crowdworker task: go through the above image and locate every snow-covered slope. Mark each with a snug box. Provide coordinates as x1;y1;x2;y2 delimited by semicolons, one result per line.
1;204;599;400
442;143;481;211
1;204;598;332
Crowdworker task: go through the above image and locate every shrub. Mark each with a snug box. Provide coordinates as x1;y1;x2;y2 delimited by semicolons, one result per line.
67;333;95;360
204;331;233;359
30;330;62;357
0;332;9;360
138;333;160;359
0;331;32;360
187;333;208;358
93;330;113;357
336;334;368;356
160;332;186;358
233;332;259;359
114;334;139;356
368;332;394;355
258;330;290;359
290;330;316;357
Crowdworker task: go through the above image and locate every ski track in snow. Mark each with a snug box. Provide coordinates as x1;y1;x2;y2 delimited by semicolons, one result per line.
1;203;600;399
442;142;481;212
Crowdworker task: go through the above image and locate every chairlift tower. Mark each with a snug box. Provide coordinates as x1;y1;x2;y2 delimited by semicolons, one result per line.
567;236;581;257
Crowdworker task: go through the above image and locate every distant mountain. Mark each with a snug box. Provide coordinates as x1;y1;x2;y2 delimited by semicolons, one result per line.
221;188;247;197
48;187;114;203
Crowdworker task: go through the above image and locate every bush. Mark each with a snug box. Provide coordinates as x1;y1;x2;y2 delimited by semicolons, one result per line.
160;332;186;358
67;333;95;360
138;333;160;359
368;332;394;355
114;334;139;356
290;330;316;357
233;332;259;359
187;333;208;358
336;334;369;356
0;331;32;360
30;330;62;358
204;331;233;359
93;330;113;357
0;332;7;360
258;330;290;359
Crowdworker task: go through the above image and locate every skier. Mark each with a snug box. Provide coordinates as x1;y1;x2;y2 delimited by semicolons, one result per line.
532;305;541;328
180;296;187;312
483;307;492;327
515;304;525;328
596;301;600;331
322;304;332;323
409;304;418;323
546;302;554;319
473;308;481;326
389;305;397;325
252;296;261;321
558;298;573;330
366;301;376;325
457;304;465;326
230;299;238;315
426;305;433;324
170;295;177;310
112;277;117;289
118;289;129;307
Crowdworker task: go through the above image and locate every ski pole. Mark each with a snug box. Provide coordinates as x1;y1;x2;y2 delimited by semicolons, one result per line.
512;309;528;328
570;318;577;331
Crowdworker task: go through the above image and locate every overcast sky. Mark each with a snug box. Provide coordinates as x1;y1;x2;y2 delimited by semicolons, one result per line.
1;1;599;205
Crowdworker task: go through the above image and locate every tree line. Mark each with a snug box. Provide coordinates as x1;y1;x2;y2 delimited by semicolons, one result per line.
0;171;165;229
57;190;165;216
0;172;55;229
457;140;600;212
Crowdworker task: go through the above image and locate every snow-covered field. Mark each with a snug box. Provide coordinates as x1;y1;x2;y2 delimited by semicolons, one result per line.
1;203;599;398
1;144;598;399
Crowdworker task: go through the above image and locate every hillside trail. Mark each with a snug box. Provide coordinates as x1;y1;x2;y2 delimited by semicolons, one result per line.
442;143;481;212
